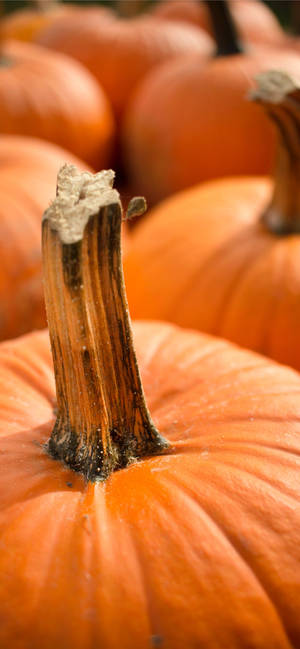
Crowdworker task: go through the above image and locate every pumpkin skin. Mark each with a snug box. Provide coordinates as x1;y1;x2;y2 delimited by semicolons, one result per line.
151;0;286;48
123;50;300;203
0;135;91;341
35;14;213;121
0;40;115;167
123;175;300;370
0;320;300;648
0;3;113;43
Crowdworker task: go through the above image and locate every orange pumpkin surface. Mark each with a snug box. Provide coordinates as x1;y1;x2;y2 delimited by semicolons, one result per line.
0;2;113;43
0;165;299;649
0;39;115;167
123;8;300;204
124;71;300;370
0;135;91;341
35;13;213;121
151;0;286;48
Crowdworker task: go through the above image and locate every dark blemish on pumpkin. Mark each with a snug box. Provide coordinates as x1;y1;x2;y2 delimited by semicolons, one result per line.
66;482;73;488
150;635;163;647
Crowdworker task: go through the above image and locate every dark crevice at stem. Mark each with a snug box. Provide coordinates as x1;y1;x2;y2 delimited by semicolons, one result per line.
203;0;243;57
42;165;169;482
252;71;300;235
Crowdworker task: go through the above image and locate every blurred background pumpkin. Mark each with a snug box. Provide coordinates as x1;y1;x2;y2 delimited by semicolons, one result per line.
0;39;115;167
122;1;300;204
124;70;300;370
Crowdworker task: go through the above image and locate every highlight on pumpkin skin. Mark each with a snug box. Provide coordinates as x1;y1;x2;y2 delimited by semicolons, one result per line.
252;70;300;234
42;164;168;481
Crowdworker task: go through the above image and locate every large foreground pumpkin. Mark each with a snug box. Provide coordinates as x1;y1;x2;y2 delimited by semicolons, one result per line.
0;39;114;167
124;71;300;370
0;135;91;341
0;164;299;649
123;2;300;203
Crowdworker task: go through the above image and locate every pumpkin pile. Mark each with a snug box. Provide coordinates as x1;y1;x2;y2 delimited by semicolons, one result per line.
0;1;300;648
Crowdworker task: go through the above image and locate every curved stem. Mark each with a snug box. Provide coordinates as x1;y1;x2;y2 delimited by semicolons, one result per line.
252;71;300;235
203;0;243;57
42;165;169;481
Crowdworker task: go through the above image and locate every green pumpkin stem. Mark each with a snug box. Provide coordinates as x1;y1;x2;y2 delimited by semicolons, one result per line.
42;165;169;482
203;0;243;57
252;71;300;235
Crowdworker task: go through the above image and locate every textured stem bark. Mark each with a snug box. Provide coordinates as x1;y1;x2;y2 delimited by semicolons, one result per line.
203;0;243;56
42;165;168;481
252;71;300;235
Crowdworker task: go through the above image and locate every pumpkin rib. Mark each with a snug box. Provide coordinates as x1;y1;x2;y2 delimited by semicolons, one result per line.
164;476;292;649
158;472;293;648
0;355;54;403
122;510;168;645
219;237;286;354
169;226;274;334
168;473;295;648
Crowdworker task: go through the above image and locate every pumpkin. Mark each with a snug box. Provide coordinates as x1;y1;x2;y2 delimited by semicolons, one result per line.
35;12;213;122
151;0;286;48
0;135;94;341
0;39;115;167
122;1;300;204
124;70;300;371
0;1;113;43
0;163;300;649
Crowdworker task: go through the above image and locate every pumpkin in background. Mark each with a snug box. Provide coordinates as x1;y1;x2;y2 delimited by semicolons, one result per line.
0;164;300;649
0;135;92;341
122;1;300;204
0;39;115;167
35;12;213;121
151;0;286;48
124;71;300;371
0;1;113;43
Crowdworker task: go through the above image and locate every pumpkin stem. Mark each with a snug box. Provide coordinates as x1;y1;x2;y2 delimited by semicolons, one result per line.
203;0;243;57
42;165;169;481
252;71;300;235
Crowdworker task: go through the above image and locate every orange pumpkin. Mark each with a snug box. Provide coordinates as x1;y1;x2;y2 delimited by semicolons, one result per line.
0;2;113;43
124;71;300;371
151;0;286;48
123;2;300;204
35;12;213;121
0;135;92;341
0;39;115;167
0;163;300;648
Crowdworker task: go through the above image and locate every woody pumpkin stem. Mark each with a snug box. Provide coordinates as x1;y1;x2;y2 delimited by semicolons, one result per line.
252;71;300;235
203;0;243;57
42;165;169;482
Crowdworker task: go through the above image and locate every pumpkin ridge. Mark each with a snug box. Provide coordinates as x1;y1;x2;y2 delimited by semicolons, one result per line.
0;356;54;404
221;237;286;354
163;473;294;648
209;456;300;511
119;515;164;644
170;225;272;334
